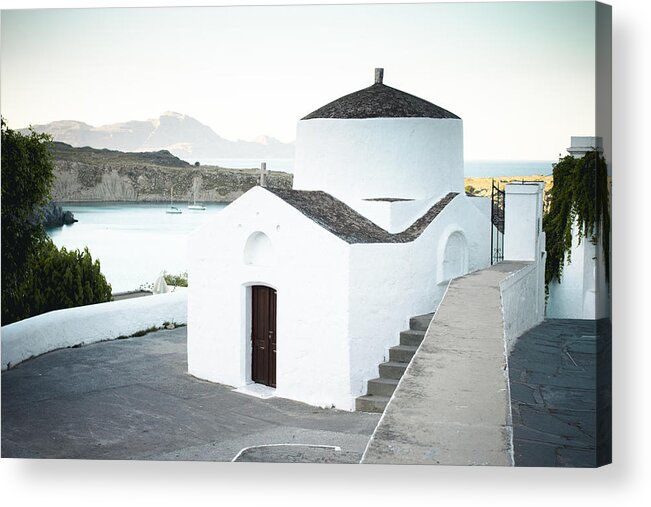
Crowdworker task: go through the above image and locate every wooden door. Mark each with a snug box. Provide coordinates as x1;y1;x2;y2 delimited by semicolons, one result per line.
251;286;277;387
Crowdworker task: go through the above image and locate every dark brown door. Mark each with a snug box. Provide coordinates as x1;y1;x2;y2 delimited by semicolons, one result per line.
251;285;277;387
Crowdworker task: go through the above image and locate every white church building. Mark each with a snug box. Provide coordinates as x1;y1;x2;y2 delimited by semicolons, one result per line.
187;69;494;410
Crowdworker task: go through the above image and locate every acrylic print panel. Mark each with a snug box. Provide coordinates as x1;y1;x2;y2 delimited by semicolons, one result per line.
0;0;611;467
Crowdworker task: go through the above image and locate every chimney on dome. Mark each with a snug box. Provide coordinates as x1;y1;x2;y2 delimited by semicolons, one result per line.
375;68;384;84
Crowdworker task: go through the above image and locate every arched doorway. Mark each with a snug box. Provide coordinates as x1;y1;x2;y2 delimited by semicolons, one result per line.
251;285;277;388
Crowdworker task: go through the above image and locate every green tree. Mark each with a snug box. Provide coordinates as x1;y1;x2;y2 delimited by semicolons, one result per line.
1;119;113;324
1;118;55;323
16;242;112;319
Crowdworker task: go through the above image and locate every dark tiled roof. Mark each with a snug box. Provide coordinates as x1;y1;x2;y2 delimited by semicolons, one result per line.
267;188;458;244
301;83;460;120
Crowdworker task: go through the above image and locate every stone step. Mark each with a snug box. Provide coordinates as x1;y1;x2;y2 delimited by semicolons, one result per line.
409;312;435;331
389;344;418;363
378;360;410;380
355;394;390;413
400;329;426;346
367;377;400;397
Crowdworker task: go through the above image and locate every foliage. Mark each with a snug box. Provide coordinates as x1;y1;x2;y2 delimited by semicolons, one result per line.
2;119;112;324
465;185;481;196
6;240;113;323
1;119;56;323
543;151;610;289
164;271;188;287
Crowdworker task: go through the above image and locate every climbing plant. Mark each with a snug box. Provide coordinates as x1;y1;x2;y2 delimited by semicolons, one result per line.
543;150;610;289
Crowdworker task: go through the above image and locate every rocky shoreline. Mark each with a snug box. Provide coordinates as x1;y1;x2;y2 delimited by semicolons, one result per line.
39;202;78;228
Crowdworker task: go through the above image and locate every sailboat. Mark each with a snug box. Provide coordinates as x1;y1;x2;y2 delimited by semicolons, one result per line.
166;187;182;214
188;185;206;211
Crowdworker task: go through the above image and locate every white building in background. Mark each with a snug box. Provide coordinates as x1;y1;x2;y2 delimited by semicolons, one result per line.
546;136;611;320
187;69;493;410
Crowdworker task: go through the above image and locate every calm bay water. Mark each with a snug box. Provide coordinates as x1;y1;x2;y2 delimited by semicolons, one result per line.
47;202;226;293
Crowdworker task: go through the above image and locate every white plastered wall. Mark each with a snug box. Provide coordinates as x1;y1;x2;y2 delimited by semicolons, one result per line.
348;196;444;233
187;186;353;409
294;118;464;204
504;183;544;262
546;220;610;319
346;196;491;400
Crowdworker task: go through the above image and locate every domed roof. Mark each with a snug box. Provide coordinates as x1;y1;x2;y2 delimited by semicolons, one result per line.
302;69;460;121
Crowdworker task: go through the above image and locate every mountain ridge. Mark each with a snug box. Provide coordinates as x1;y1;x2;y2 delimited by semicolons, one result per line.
21;112;295;161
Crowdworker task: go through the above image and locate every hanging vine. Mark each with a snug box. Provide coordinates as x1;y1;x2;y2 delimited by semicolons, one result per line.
543;150;610;290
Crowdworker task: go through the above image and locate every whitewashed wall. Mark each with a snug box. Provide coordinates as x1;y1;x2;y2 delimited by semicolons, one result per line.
500;262;544;353
294;118;464;204
348;196;440;233
187;187;353;409
346;195;492;401
504;183;544;262
546;220;610;319
1;291;187;370
499;181;546;352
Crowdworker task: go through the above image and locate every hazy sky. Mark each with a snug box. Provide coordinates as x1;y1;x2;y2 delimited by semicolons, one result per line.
1;1;597;160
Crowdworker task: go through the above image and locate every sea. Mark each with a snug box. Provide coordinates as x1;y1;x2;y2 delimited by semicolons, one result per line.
48;202;226;293
47;159;554;293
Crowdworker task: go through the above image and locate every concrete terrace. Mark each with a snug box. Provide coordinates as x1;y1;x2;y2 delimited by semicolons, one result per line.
1;327;379;462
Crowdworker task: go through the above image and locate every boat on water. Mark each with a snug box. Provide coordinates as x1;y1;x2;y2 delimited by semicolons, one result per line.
188;188;206;211
166;187;182;214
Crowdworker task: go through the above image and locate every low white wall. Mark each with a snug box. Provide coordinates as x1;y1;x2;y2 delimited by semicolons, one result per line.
1;290;187;370
500;262;543;353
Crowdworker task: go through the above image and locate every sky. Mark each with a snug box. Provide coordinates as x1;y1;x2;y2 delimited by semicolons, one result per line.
1;1;598;160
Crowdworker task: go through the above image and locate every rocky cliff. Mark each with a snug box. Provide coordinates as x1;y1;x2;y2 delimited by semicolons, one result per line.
49;143;293;203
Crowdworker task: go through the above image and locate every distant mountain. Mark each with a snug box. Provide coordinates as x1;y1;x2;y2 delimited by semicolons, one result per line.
21;112;294;161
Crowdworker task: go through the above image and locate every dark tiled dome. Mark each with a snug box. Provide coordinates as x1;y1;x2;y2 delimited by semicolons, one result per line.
302;70;459;120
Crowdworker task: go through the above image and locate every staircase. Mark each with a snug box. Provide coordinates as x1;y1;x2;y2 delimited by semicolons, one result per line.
355;312;434;413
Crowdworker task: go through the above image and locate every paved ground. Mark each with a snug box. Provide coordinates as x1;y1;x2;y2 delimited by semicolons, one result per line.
508;319;612;467
1;327;379;462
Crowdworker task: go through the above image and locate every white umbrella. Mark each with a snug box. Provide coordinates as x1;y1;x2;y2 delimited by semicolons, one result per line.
152;273;169;294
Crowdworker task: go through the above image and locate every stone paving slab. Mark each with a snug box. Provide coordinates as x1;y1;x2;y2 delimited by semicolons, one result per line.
1;327;379;462
508;318;611;467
